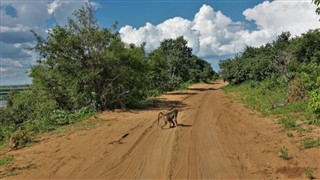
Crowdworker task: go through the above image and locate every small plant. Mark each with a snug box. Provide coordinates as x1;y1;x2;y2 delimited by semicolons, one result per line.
0;156;13;167
279;146;291;160
278;116;296;129
287;131;293;137
303;137;320;149
306;168;314;179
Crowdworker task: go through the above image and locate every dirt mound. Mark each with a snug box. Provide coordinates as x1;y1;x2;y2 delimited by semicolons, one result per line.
1;81;319;179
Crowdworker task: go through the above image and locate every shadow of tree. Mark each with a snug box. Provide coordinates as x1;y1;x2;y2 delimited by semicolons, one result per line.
207;82;221;85
187;87;218;91
165;92;198;96
128;98;189;111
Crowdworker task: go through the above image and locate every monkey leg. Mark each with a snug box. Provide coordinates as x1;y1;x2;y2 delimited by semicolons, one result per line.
169;121;176;128
161;121;167;129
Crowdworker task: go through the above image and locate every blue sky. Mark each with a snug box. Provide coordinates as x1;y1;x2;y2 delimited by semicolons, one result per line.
1;0;319;85
94;0;261;29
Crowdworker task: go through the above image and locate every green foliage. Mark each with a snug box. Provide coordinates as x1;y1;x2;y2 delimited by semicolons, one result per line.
51;107;95;126
279;146;291;160
147;36;216;93
287;131;293;137
30;3;127;110
0;156;13;167
220;29;320;122
306;168;314;179
308;89;320;120
179;81;194;90
223;80;308;131
223;80;297;116
219;32;291;84
278;115;297;129
303;137;320;149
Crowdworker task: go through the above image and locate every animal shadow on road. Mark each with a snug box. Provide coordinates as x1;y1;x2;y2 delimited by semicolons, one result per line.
177;123;192;127
161;123;192;130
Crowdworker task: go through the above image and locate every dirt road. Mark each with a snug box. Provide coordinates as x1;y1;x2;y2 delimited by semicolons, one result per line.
1;81;319;179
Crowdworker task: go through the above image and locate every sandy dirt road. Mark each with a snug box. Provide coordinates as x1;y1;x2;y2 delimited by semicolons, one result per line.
1;81;319;179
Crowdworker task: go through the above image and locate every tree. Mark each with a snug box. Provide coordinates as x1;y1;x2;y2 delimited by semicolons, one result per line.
148;36;216;92
159;36;193;81
313;0;320;15
30;3;148;110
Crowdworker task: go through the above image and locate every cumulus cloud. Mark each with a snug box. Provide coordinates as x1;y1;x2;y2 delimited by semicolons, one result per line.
1;0;99;85
120;17;200;53
120;1;320;67
48;0;97;24
243;0;319;35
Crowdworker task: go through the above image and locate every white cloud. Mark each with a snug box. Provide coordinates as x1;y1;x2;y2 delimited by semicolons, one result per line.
1;0;100;85
48;0;62;15
48;0;90;24
1;1;49;27
243;0;319;36
0;68;8;73
48;0;101;24
120;1;320;64
120;17;200;53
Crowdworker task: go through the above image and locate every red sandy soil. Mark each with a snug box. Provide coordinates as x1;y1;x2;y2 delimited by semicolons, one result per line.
1;81;319;179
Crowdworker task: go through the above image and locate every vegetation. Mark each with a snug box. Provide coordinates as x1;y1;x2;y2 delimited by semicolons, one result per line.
286;131;293;137
313;0;320;15
0;156;13;167
278;146;291;160
306;168;315;179
220;30;320;126
302;137;320;149
0;4;217;146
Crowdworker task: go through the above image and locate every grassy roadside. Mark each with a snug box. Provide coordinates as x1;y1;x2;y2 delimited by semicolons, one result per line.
223;81;320;149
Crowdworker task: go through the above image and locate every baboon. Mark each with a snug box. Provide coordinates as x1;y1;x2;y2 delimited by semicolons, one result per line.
158;109;179;129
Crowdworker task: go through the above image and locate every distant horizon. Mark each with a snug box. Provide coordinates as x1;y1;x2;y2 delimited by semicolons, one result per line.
0;84;30;87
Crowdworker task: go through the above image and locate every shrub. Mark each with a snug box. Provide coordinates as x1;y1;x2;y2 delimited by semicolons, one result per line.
279;146;291;160
308;88;320;122
287;131;293;137
306;168;314;179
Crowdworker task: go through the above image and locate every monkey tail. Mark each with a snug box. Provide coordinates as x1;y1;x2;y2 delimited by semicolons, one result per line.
158;112;164;126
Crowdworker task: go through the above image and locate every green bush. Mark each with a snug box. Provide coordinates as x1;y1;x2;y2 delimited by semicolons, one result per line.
279;146;291;160
308;88;320;121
